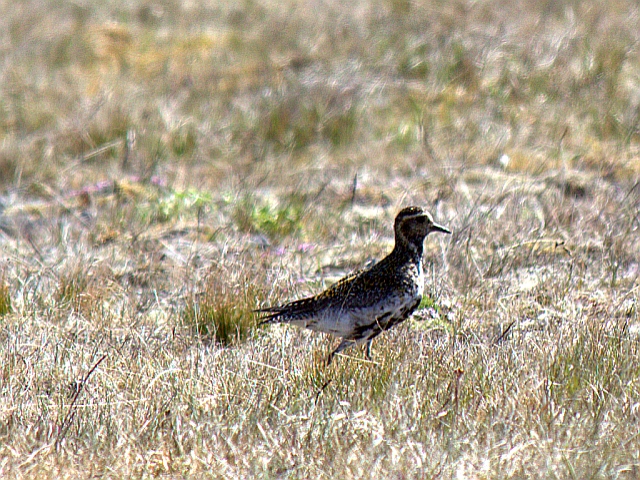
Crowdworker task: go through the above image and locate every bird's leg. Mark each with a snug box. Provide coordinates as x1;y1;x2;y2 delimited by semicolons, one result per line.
326;352;334;366
326;338;355;365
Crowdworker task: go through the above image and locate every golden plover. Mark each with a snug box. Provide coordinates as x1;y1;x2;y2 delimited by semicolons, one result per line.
257;206;451;363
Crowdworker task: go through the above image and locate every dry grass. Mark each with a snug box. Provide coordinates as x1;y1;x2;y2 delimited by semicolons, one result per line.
1;0;640;478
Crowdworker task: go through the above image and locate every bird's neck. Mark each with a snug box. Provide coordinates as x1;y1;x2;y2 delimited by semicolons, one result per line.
392;235;424;265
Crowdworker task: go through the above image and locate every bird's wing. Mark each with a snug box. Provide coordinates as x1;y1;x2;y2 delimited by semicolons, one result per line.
317;262;400;309
256;268;365;323
314;269;364;300
256;261;400;325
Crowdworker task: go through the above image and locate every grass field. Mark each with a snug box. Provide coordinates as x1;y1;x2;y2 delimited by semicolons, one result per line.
1;0;639;477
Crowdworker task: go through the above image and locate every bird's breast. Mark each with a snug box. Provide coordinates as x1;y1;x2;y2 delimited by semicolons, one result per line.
402;261;424;300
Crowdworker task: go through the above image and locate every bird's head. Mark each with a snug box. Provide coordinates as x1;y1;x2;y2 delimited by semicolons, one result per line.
394;206;451;250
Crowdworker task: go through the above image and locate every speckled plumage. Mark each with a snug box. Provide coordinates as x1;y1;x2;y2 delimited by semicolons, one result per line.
257;206;451;363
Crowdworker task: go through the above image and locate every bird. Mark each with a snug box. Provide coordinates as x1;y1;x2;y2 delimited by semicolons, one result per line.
256;206;451;364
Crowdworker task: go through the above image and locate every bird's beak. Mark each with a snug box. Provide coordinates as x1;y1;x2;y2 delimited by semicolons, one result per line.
431;222;451;234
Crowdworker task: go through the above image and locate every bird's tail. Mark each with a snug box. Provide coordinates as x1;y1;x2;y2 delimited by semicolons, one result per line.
254;306;288;325
255;297;320;326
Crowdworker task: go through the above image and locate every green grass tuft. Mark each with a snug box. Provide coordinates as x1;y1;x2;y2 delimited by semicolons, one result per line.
183;295;254;347
182;266;259;347
0;276;11;317
231;195;303;241
134;186;212;224
55;263;90;310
